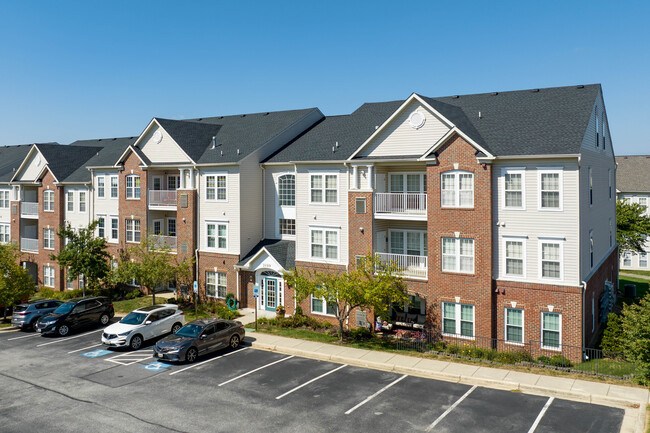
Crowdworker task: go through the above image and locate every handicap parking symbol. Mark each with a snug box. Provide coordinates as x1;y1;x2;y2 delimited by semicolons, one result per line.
81;349;112;358
141;362;171;372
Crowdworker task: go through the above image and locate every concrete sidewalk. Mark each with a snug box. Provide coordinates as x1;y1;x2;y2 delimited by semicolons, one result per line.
245;331;648;433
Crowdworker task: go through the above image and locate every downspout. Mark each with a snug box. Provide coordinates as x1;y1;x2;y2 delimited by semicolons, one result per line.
194;166;200;301
581;280;587;353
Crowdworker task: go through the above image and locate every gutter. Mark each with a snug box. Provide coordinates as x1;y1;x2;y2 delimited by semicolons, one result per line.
581;280;587;352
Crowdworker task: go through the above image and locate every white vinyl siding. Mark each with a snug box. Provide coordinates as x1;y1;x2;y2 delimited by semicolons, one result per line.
199;167;240;255
138;124;193;164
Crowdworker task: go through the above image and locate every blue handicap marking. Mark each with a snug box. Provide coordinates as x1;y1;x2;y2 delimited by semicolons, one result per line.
81;349;112;358
142;362;171;372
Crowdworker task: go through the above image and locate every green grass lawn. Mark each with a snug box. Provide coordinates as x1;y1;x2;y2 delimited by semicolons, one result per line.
572;358;635;377
112;296;168;314
620;270;650;278
0;322;12;328
618;276;649;306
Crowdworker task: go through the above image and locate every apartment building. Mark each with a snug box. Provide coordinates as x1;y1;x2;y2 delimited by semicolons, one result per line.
616;155;650;270
0;84;616;353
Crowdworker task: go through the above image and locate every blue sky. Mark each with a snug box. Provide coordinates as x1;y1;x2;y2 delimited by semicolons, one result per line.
0;1;648;154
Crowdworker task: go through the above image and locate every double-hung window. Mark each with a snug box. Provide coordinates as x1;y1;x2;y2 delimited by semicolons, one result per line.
441;171;473;208
206;222;227;250
310;228;338;260
504;238;525;277
623;252;632;267
44;266;55;288
0;223;9;243
79;191;86;212
441;237;474;273
505;308;524;344
442;302;474;337
206;175;227;201
640;252;648;268
97;177;105;198
538;169;562;210
126;219;140;243
608;169;612;200
541;312;561;349
110;176;118;198
126;175;140;199
0;190;9;208
110;217;119;242
540;240;562;279
43;190;54;212
310;173;338;204
43;228;54;250
389;230;427;257
67;191;74;212
589;231;594;268
97;216;106;239
311;295;337;316
206;271;227;298
503;170;524;209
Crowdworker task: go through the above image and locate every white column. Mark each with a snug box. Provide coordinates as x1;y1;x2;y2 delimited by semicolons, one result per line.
179;169;185;189
190;168;195;189
366;165;374;190
351;166;358;189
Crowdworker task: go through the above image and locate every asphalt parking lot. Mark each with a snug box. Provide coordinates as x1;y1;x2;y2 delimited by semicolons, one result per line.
0;323;626;433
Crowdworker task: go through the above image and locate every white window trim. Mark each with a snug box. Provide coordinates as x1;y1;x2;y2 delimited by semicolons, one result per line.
66;191;74;213
205;173;228;202
78;191;87;213
541;311;562;351
639;252;648;268
441;237;474;274
588;166;593;207
0;190;9;209
167;217;177;237
537;168;563;211
440;170;474;209
0;223;10;244
96;215;106;239
310;294;337;317
505;307;524;346
501;168;526;210
441;302;475;339
277;173;296;207
205;271;227;299
538;237;564;281
43;228;55;250
126;175;140;200
97;176;105;199
152;218;164;235
126;219;141;243
205;221;228;252
309;226;340;263
388;172;427;194
109;216;119;243
278;218;296;239
309;172;339;206
110;176;119;199
44;266;55;288
502;236;527;279
43;190;54;212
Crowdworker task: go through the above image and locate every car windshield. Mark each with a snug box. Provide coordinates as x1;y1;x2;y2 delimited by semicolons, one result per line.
53;303;74;314
120;312;147;325
175;324;203;338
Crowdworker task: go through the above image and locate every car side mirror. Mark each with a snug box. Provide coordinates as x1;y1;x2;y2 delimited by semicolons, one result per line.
200;334;207;340
145;320;152;325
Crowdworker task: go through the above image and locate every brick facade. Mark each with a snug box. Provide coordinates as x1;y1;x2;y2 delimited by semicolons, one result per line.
197;251;240;302
119;152;148;252
176;189;196;264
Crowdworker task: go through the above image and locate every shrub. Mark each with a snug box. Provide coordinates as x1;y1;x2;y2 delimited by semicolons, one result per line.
537;356;552;365
349;327;372;341
295;306;304;316
125;290;141;300
600;313;624;355
549;354;573;368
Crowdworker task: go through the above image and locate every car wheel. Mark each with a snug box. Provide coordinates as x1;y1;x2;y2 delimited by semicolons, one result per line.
31;321;39;331
171;322;182;334
57;325;69;337
99;314;110;326
229;335;240;349
185;347;198;363
130;334;143;350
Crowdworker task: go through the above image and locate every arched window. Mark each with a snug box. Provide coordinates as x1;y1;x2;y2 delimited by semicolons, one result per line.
261;270;282;277
278;174;295;206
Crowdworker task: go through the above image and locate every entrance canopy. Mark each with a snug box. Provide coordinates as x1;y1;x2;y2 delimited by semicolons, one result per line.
236;239;295;274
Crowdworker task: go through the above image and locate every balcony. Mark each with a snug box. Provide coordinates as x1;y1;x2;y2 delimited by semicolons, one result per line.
20;202;39;218
21;237;38;253
374;193;426;220
375;252;427;280
149;190;177;210
152;235;177;251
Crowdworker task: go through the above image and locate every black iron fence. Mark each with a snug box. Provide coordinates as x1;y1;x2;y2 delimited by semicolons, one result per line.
393;330;635;379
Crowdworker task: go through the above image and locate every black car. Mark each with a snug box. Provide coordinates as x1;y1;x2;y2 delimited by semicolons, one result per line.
35;296;114;336
153;318;245;363
11;299;64;330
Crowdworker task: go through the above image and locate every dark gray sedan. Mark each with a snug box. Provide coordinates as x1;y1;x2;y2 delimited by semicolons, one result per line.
153;318;245;363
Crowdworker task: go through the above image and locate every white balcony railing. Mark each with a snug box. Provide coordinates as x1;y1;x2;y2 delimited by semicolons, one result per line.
375;252;427;279
149;190;177;208
152;235;177;251
374;193;426;215
21;202;38;217
21;237;38;252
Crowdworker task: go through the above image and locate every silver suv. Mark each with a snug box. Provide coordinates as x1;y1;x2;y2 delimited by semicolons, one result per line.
12;300;63;330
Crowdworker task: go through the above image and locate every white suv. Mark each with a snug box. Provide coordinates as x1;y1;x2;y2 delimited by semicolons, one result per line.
102;304;185;350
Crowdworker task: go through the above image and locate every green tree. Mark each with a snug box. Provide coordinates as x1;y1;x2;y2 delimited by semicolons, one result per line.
50;221;110;296
0;243;36;320
284;254;408;342
617;199;650;253
620;293;650;384
112;234;193;306
600;312;624;355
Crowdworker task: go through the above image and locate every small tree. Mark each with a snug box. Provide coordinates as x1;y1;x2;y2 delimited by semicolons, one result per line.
51;221;110;295
285;254;408;342
617;199;650;253
0;243;36;320
112;234;193;305
620;293;650;384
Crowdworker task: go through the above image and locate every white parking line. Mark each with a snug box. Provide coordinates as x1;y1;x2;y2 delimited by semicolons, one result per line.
218;355;294;387
7;333;40;341
426;385;477;431
169;348;248;376
106;348;154;366
276;364;347;400
345;374;407;415
36;328;104;347
527;397;554;433
67;343;103;354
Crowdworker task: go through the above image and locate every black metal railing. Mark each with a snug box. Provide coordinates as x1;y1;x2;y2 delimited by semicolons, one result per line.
393;330;634;379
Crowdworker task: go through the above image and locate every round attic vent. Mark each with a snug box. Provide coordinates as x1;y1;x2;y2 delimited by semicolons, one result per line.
408;111;426;129
153;130;163;144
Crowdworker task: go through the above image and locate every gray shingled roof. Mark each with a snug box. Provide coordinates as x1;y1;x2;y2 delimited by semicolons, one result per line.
155;118;221;163
238;239;295;270
0;145;33;183
616;155;650;193
35;143;100;183
65;137;137;182
265;85;601;163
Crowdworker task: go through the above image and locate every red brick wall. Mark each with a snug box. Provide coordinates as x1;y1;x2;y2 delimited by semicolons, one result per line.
197;251;240;303
10;199;19;249
119;152;148;251
584;247;619;346
425;134;494;337
348;191;374;266
176;189;196;265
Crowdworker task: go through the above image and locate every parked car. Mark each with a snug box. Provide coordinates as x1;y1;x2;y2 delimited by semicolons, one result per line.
153;318;245;363
11;299;64;330
35;297;114;336
102;304;185;350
